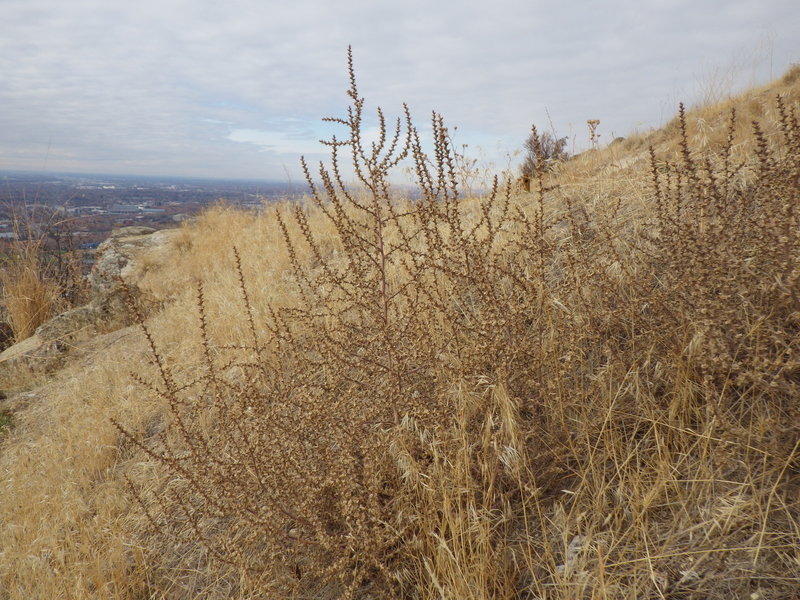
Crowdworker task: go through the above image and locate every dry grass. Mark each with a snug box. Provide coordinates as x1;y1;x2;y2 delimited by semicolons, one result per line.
0;207;87;344
0;329;156;599
0;242;62;342
0;56;798;599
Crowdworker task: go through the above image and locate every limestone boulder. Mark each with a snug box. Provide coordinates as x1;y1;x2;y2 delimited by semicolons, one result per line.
89;226;158;295
88;226;177;323
0;305;107;386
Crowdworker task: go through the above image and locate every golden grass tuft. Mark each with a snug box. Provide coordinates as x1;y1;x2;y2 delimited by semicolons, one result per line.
0;242;62;342
0;207;87;344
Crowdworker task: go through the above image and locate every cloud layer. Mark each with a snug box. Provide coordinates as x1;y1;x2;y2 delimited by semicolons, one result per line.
1;0;797;180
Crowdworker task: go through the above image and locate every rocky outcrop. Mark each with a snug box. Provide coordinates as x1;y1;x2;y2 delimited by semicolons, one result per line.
0;226;175;388
88;226;169;328
89;226;158;296
0;305;101;385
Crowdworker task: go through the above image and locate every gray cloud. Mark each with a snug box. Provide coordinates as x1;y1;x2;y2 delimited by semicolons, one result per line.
0;0;797;180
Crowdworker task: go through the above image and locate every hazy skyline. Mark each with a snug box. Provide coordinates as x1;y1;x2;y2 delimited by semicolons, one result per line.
1;0;798;182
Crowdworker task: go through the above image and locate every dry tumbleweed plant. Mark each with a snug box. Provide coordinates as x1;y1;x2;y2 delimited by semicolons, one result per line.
113;53;799;599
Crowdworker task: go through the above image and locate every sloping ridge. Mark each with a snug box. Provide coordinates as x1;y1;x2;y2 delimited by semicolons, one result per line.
0;68;798;600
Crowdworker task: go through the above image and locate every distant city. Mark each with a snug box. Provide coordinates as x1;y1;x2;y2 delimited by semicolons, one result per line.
0;170;308;244
0;170;309;272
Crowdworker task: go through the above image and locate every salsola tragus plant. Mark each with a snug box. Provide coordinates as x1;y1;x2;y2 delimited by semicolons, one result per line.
113;53;799;599
642;100;800;411
113;47;559;597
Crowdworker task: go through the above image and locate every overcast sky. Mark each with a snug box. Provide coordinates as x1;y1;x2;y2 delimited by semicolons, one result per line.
1;0;797;182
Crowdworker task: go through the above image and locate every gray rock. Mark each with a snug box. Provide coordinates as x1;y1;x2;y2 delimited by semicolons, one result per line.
0;305;109;386
0;334;59;386
89;227;156;295
110;226;157;238
34;305;103;344
88;227;176;321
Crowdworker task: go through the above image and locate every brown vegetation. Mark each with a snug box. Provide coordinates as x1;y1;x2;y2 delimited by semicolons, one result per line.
0;56;798;599
519;124;570;191
0;241;62;343
0;206;86;345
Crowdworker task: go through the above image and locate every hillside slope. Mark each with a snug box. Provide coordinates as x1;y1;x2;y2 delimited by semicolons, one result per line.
1;66;798;599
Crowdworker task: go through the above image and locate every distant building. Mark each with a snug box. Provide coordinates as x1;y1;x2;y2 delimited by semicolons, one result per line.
68;206;105;215
0;232;17;240
110;204;141;214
